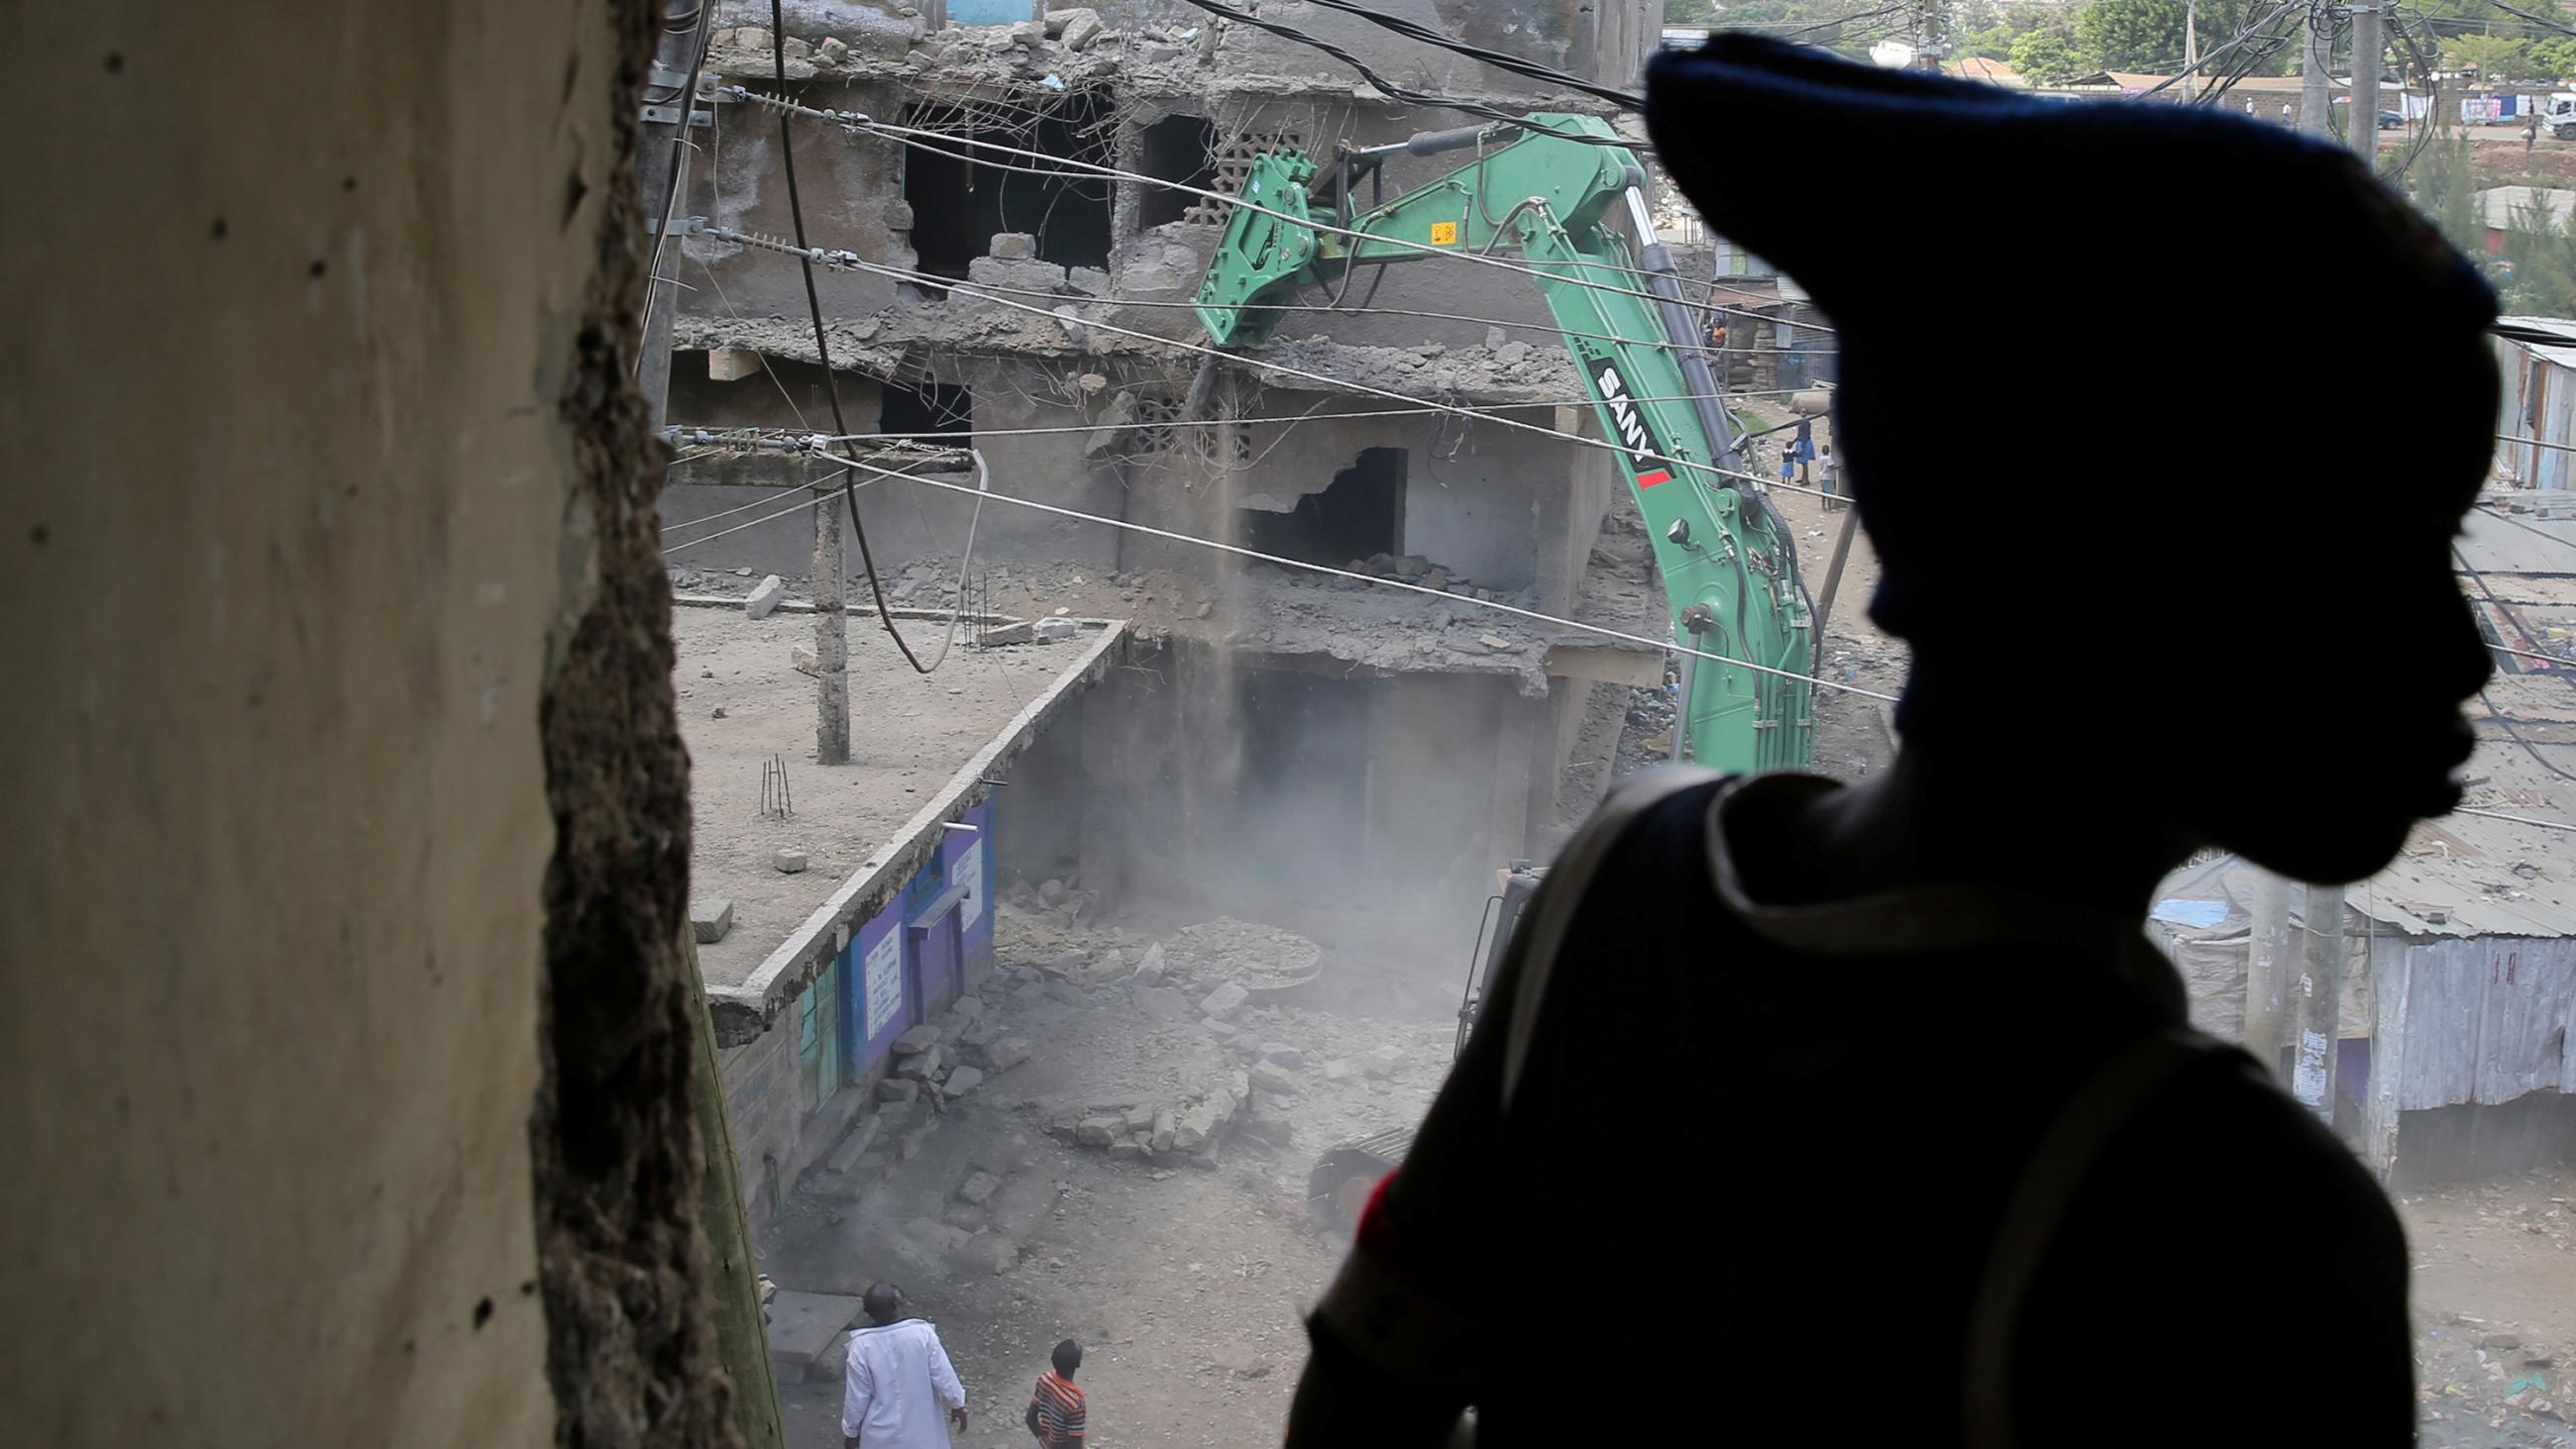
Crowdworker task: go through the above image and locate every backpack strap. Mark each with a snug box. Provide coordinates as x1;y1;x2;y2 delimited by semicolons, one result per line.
1499;767;1723;1114
1961;1026;2261;1449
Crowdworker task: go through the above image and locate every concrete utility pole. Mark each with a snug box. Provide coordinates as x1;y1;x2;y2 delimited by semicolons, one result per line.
2184;0;2200;100
2299;0;2335;139
635;7;709;429
2350;0;2384;168
814;481;850;765
2243;869;2299;1077
2289;882;2347;1124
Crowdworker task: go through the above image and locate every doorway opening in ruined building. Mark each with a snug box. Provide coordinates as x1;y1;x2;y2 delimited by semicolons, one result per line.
881;381;974;441
1136;115;1218;230
1238;446;1406;567
901;94;1116;277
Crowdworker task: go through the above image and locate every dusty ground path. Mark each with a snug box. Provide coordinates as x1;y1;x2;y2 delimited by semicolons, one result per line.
762;896;1455;1448
2397;1165;2576;1448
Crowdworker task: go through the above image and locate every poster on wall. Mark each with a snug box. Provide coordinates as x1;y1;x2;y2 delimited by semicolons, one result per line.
863;927;904;1042
952;841;986;931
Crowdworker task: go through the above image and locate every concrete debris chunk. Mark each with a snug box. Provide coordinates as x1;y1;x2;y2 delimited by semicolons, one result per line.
1149;1106;1177;1155
792;645;820;677
897;1044;949;1082
876;1077;921;1103
1365;1044;1405;1079
1130;942;1166;985
1322;1058;1359;1083
815;36;849;63
986;1036;1033;1074
1199;981;1248;1019
1075;1116;1120;1146
958;1016;1003;1050
958;1234;1020;1276
1034;617;1080;642
952;996;984;1021
772;847;809;875
746;574;788;619
691;897;734;944
941;1065;985;1098
1248;1062;1301;1096
989;232;1037;259
956;1170;1003;1207
978;621;1034;647
1056;7;1105;49
1257;1042;1305;1069
892;1024;943;1057
1479;633;1516;652
733;25;772;52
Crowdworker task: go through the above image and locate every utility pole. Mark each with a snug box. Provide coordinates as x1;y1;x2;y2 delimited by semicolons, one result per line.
2289;882;2347;1125
636;6;710;429
2300;0;2335;139
2184;0;2200;101
2350;0;2384;168
814;481;850;765
2243;869;2298;1077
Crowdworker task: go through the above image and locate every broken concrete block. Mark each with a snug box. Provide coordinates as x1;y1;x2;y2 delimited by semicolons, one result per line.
956;1171;1003;1207
953;996;984;1021
1249;1062;1301;1096
896;1044;948;1082
733;25;772;52
773;848;809;875
707;345;765;380
746;574;787;618
1056;7;1104;49
1479;633;1516;652
989;232;1037;259
1123;1101;1156;1133
1068;266;1111;296
691;898;734;944
763;1289;862;1382
1007;19;1044;47
1042;6;1083;34
1322;1058;1359;1083
892;1024;943;1057
1199;981;1248;1019
1365;1044;1405;1079
942;1066;985;1098
1075;1116;1120;1146
815;36;849;64
1149;1106;1177;1155
1110;1136;1145;1159
1200;1017;1236;1040
876;1077;920;1103
1034;616;1079;642
964;256;1067;295
986;1036;1032;1074
780;36;812;63
1389;555;1432;578
1258;1042;1305;1069
793;645;820;676
823;1114;881;1174
1494;340;1532;365
1131;942;1166;985
978;621;1034;647
958;1017;1003;1050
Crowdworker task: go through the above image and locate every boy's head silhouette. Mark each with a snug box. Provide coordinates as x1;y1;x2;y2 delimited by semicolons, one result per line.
1650;38;2498;886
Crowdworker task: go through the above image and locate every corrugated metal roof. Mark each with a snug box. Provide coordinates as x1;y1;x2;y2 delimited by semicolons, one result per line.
2152;739;2576;940
2458;506;2576;576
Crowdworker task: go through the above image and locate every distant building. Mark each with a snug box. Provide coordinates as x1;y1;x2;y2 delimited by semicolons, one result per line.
2478;186;2576;256
2492;317;2576;502
1943;56;2027;87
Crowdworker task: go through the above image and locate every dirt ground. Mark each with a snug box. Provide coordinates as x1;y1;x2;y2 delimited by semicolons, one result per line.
671;598;1097;987
760;892;1455;1448
2398;1167;2576;1448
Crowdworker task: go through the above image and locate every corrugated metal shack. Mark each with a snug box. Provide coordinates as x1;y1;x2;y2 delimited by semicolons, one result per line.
2150;736;2575;1186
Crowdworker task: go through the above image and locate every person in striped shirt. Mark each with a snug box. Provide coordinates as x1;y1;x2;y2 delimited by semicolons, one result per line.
1023;1339;1086;1448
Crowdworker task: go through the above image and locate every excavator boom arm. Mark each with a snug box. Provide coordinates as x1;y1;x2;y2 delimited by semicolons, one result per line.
1192;115;1814;773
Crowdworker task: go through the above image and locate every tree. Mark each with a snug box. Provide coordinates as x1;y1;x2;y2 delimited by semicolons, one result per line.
2072;0;2271;71
2507;194;2576;316
2446;33;2536;80
2011;28;2098;82
2531;35;2576;78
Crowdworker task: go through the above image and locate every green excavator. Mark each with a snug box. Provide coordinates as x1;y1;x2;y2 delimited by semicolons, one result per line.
1185;115;1819;1228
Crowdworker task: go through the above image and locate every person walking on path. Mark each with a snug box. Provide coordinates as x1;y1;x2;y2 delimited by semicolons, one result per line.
842;1284;967;1449
1024;1339;1088;1448
2526;113;2541;151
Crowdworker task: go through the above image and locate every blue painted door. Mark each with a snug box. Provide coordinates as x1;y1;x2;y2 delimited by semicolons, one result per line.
909;914;960;1023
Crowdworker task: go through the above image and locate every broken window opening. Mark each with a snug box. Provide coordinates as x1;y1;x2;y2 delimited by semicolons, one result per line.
1237;446;1405;567
881;381;974;442
1136;116;1219;231
900;93;1116;277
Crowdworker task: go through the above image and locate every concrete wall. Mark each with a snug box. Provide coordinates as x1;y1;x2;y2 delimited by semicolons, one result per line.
0;2;721;1444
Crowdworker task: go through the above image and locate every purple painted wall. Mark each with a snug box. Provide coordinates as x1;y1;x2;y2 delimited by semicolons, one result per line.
836;796;998;1084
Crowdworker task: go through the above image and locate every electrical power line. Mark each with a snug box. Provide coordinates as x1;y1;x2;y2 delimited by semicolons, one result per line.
721;89;1836;333
1274;0;1646;110
2453;804;2576;831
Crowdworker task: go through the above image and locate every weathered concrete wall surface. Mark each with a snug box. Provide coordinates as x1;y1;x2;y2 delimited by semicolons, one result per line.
1;4;729;1446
